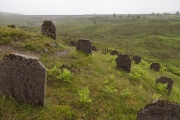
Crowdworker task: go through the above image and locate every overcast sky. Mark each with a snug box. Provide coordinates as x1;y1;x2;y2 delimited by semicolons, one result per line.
0;0;180;15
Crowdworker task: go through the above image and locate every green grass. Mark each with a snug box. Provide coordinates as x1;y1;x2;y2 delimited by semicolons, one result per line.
0;14;180;119
55;18;180;68
0;26;63;52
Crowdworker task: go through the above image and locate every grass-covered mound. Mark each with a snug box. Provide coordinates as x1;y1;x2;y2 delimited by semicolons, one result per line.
0;26;62;52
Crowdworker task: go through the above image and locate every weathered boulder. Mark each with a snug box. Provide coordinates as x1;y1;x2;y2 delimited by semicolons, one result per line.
116;54;131;73
41;21;56;40
136;99;180;120
76;39;92;55
0;53;46;106
133;56;141;64
156;76;173;95
150;63;160;71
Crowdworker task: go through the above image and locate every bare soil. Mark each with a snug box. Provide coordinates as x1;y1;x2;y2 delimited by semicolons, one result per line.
0;45;40;58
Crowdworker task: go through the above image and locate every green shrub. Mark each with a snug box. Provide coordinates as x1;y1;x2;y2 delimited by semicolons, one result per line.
109;74;115;81
129;72;141;81
120;88;131;98
57;68;73;82
129;65;145;81
152;93;162;99
47;62;62;81
171;86;180;98
103;84;117;96
156;83;168;95
168;66;180;76
78;87;92;104
159;65;167;74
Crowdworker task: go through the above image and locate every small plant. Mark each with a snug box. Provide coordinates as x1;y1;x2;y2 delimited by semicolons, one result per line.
140;60;149;68
109;74;115;81
78;87;92;104
172;86;180;97
47;62;63;81
159;65;167;74
152;93;162;99
129;72;141;81
135;65;145;76
156;83;168;95
120;88;131;97
168;66;180;76
57;68;73;82
138;85;144;90
103;84;117;95
103;79;109;84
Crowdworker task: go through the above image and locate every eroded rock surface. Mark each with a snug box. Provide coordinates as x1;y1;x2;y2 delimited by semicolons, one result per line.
137;99;180;120
76;39;92;55
0;53;46;106
116;54;131;73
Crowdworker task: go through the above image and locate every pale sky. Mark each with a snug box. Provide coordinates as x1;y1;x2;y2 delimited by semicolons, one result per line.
0;0;179;15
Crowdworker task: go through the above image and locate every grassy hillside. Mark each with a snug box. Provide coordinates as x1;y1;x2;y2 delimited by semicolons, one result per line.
0;26;63;53
0;14;180;119
55;19;180;68
0;47;180;119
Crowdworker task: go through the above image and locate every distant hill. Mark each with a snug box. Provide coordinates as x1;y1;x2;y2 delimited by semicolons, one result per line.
0;11;23;15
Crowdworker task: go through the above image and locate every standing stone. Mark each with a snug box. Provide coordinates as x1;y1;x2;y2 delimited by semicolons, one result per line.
116;54;131;73
41;21;56;40
150;63;160;71
0;53;46;106
7;25;16;28
91;46;97;52
76;39;92;55
156;76;173;95
136;99;180;120
133;56;141;64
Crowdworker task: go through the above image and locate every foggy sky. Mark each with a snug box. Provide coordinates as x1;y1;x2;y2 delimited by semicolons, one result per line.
0;0;180;15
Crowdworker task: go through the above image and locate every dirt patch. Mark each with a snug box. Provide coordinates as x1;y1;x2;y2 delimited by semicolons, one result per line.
0;45;70;59
0;45;40;58
55;50;70;57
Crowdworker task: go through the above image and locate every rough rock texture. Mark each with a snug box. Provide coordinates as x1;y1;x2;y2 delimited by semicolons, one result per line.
7;25;16;28
0;53;46;106
76;39;92;55
136;99;180;120
110;50;119;55
116;54;131;73
156;76;173;95
91;46;97;52
133;56;141;64
150;63;160;71
41;21;56;40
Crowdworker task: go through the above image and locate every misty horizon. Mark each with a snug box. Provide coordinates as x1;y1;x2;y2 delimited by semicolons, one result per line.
0;0;180;15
